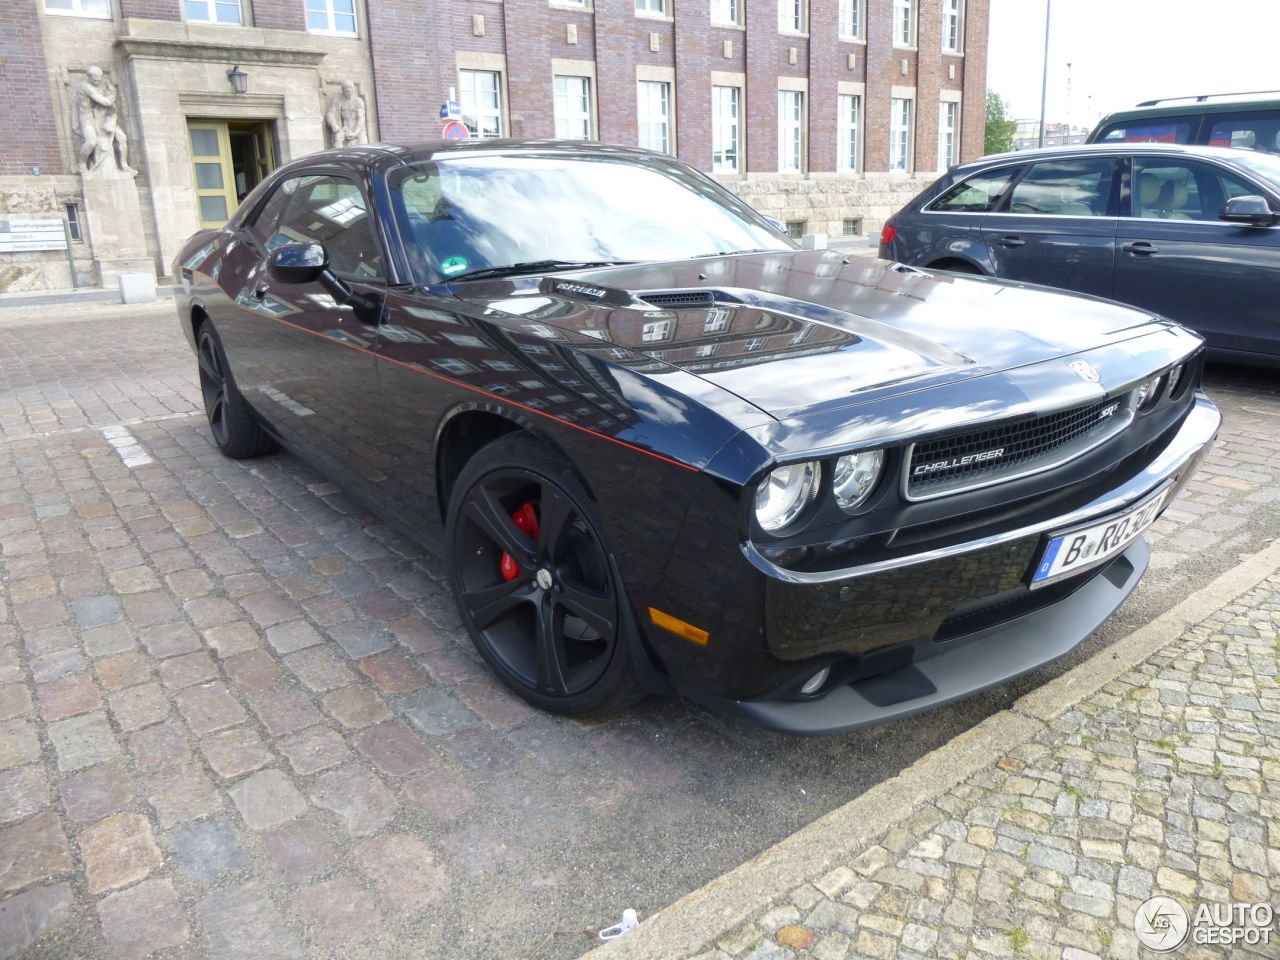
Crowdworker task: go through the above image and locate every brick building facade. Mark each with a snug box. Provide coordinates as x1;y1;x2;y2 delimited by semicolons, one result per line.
2;0;986;292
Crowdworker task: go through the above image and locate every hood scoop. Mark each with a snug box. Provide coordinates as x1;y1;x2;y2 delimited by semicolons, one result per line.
637;289;740;309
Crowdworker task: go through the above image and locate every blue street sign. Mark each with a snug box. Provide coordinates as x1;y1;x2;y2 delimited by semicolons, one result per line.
439;101;461;120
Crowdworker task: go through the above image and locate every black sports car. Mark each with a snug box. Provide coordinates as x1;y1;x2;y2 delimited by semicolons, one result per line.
175;141;1220;735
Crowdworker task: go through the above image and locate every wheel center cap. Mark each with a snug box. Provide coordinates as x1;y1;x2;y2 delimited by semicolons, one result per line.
535;568;554;591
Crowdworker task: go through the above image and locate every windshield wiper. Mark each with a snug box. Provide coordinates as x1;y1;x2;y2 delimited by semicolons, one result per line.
448;260;636;282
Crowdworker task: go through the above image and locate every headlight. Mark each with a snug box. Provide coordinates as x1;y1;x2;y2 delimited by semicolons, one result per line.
1136;375;1163;410
832;450;885;512
1167;363;1184;397
755;461;821;532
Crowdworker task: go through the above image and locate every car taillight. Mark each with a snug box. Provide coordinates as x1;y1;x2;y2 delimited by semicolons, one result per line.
879;223;897;246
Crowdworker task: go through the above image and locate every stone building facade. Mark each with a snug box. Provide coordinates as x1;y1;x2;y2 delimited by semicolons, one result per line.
2;0;987;292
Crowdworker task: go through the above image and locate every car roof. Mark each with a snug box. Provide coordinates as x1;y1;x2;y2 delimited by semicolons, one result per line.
953;142;1262;171
1099;92;1280;123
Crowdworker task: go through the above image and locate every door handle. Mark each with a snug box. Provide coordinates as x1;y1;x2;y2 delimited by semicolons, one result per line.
1121;241;1159;256
995;235;1025;249
253;282;269;299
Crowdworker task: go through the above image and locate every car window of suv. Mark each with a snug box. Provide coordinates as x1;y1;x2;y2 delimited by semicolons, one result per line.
1207;112;1280;153
928;168;1020;212
1097;120;1195;145
1131;158;1260;221
250;174;385;281
1008;158;1116;217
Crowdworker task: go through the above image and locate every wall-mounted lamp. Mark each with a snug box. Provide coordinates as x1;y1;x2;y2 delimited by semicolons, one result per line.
227;65;249;95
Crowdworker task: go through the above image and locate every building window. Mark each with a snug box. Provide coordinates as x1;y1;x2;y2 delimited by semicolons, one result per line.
745;337;766;352
942;0;963;52
42;0;111;18
838;0;862;39
635;0;666;14
712;86;741;174
704;308;731;332
785;220;805;240
778;0;805;33
778;90;805;173
710;0;740;25
554;76;593;140
893;0;916;47
938;100;959;169
459;70;504;139
306;0;357;35
842;217;861;237
637;80;672;154
642;319;673;342
890;97;914;171
65;204;82;241
184;0;242;23
837;94;860;173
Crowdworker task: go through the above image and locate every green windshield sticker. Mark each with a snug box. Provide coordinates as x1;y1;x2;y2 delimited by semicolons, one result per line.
440;256;469;276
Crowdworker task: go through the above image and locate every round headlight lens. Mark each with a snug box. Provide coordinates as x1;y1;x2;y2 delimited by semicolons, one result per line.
832;450;885;512
755;461;821;532
1136;375;1163;410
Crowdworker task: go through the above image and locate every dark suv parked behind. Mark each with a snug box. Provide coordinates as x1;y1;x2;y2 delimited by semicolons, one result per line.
1087;91;1280;151
878;143;1280;366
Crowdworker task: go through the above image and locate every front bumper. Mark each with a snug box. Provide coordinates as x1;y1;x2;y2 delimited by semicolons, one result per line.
671;393;1220;734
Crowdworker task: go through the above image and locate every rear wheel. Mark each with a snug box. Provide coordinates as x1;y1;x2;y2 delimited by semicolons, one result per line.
446;435;641;716
196;322;276;459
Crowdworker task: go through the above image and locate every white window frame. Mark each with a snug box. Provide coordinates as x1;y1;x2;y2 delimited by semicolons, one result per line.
938;100;959;170
711;0;741;26
890;97;914;172
184;0;242;24
459;69;504;140
712;86;741;175
893;0;917;48
838;0;863;40
942;0;964;52
553;75;593;140
637;80;672;154
42;0;112;19
305;0;357;36
642;319;673;342
837;94;861;173
778;0;806;34
635;0;668;16
778;90;805;174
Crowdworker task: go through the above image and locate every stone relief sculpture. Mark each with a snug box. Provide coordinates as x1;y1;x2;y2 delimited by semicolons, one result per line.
325;80;368;148
75;66;138;177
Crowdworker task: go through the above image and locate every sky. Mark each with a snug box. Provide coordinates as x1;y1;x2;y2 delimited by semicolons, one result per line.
986;0;1280;129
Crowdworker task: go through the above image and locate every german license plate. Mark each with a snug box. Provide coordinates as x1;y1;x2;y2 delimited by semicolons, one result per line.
1031;488;1169;588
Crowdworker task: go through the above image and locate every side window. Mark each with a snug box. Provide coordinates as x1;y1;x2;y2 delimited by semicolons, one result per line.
1097;120;1195;145
266;175;385;280
1207;111;1280;153
247;185;295;250
1008;158;1116;216
928;168;1020;212
1132;159;1263;221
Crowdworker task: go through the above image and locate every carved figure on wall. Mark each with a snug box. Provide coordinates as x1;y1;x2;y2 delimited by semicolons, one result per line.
75;66;138;177
325;80;368;148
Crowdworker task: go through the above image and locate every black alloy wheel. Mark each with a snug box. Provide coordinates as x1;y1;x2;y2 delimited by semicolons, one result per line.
446;435;640;715
195;322;276;459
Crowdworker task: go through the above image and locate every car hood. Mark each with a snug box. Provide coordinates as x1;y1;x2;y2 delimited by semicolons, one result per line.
450;250;1174;421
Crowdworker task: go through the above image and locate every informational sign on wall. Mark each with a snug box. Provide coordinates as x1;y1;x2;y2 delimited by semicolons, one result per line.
0;219;68;253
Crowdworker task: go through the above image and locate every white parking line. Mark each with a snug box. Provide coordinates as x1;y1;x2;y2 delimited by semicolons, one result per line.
100;424;154;468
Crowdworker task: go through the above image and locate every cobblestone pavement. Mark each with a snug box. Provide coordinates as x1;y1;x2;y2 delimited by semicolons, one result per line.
0;301;1278;959
682;575;1280;960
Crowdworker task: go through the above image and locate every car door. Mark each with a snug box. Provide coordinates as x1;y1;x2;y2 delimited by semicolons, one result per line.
1113;155;1280;358
979;156;1121;298
215;171;388;490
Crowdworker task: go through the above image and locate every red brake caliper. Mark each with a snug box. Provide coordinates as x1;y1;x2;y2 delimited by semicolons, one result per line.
499;501;540;582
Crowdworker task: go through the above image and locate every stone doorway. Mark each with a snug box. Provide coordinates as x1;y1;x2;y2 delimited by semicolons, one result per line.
187;119;277;229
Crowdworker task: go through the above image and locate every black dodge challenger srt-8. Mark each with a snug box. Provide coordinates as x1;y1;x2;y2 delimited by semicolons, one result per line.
174;140;1220;735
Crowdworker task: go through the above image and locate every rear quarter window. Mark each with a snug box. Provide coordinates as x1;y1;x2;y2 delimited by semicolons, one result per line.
1096;120;1196;144
927;168;1020;212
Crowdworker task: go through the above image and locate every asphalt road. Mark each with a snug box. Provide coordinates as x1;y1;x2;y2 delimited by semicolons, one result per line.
0;299;1276;960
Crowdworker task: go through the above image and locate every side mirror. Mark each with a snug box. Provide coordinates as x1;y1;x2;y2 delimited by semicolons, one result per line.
1219;195;1279;227
267;242;328;285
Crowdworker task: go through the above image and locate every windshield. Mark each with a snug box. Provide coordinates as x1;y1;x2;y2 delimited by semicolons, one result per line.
1233;151;1280;193
388;152;792;284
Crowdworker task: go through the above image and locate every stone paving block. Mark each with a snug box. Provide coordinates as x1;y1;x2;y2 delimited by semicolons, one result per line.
354;718;438;776
203;621;262;658
265;618;325;655
221;648;280;692
0;684;32;721
199;725;274;780
174;681;247;735
402;764;476;825
168;816;249;883
310;764;396;837
156;650;219;690
355;833;449;912
322;684;391;728
143;758;224;828
58;761;134;822
106;682;169;732
47;711;119;771
79;812;163;894
328;619;393;659
92;651;152;691
239;591;301;629
278;725;351;776
399;685;480;737
263;818;339;884
284;645;356;692
196;881;304;959
229;768;308;831
0;765;50;825
137;620;200;658
0;882;73;960
36;670;101;721
247;686;322;736
96;878;189;960
0;812;73;894
292;875;381;947
70;595;122;630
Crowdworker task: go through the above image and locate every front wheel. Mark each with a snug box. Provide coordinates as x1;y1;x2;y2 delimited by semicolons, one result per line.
195;322;276;460
446;435;642;716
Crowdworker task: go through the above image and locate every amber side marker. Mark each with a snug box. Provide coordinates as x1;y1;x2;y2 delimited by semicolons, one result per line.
648;607;709;646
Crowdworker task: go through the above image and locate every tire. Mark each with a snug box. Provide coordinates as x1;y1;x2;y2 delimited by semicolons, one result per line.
445;434;643;717
195;321;277;460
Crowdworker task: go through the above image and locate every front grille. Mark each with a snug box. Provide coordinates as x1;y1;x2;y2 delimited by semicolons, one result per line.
906;392;1132;499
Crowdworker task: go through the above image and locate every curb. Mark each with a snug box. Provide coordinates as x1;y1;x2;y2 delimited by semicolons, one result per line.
582;536;1280;960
